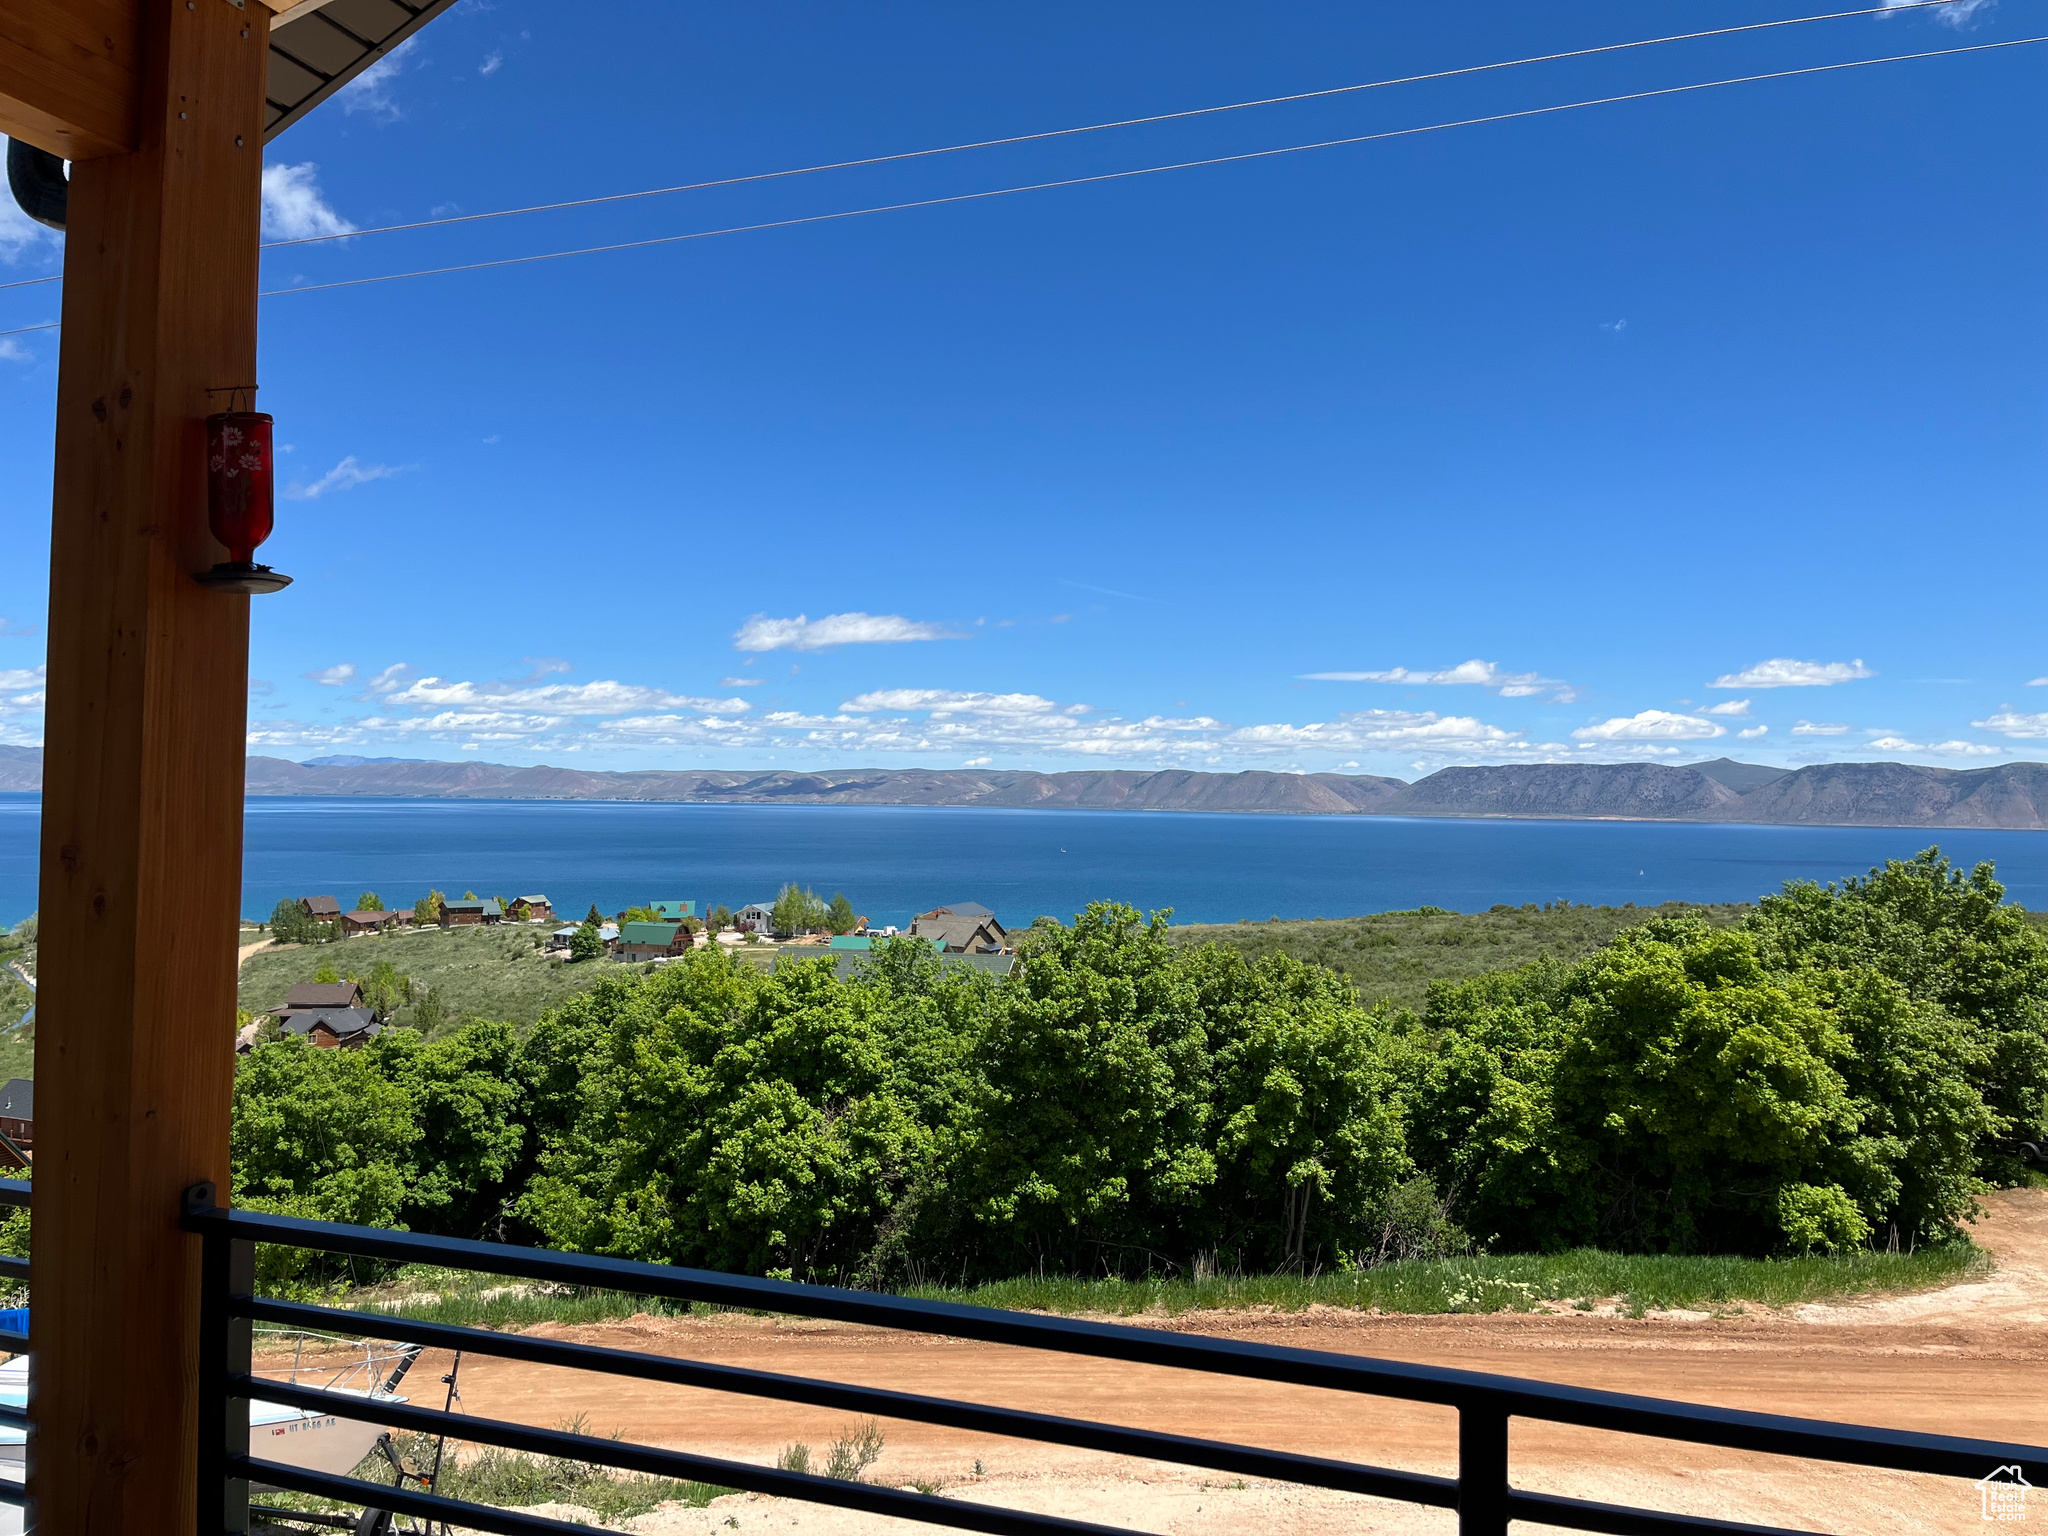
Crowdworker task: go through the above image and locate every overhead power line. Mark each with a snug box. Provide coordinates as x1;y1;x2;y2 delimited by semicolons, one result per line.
262;0;2015;252
1;21;2033;329
248;36;2045;304
0;0;2009;300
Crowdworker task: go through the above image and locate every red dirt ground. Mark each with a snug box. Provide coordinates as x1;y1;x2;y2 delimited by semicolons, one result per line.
262;1188;2048;1534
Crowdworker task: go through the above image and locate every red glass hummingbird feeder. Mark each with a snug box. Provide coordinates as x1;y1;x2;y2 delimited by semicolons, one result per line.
194;391;292;594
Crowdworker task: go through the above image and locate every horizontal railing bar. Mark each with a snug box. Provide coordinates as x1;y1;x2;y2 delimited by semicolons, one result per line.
0;1180;28;1209
0;1483;19;1508
0;1403;24;1430
234;1390;1146;1536
237;1461;652;1536
243;1294;1458;1508
1509;1488;1825;1536
188;1203;2047;1484
0;1330;25;1353
0;1255;26;1279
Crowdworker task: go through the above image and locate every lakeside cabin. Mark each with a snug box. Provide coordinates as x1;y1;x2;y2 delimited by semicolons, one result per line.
0;1078;32;1152
616;921;694;962
651;900;697;922
440;897;505;927
299;895;343;924
735;903;775;935
282;1008;381;1050
341;907;400;936
507;894;555;923
909;902;1010;954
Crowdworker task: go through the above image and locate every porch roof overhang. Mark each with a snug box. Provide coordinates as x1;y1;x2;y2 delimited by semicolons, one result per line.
264;0;465;141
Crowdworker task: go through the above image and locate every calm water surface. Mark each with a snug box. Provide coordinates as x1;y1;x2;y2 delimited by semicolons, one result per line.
0;794;2039;927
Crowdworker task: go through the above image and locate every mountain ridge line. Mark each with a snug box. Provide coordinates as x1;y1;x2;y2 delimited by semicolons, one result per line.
0;750;2041;828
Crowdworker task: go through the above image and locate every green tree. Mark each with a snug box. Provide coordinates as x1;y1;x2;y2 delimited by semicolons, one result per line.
355;892;384;912
619;904;659;926
569;923;607;962
826;893;859;935
771;884;828;937
231;1036;419;1285
375;1023;529;1238
415;890;445;925
1745;849;2048;1183
1190;946;1411;1268
954;903;1215;1274
358;959;412;1021
708;904;734;934
312;959;341;985
268;896;328;946
586;903;604;925
518;952;926;1280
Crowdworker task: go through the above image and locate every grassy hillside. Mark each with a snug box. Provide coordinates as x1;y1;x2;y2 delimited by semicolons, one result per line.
238;923;629;1033
1173;901;1750;1014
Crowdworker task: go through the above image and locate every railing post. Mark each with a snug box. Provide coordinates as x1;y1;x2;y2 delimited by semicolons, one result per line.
1458;1401;1510;1536
190;1184;251;1536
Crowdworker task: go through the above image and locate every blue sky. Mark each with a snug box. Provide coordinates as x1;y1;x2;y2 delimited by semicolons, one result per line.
2;0;2043;778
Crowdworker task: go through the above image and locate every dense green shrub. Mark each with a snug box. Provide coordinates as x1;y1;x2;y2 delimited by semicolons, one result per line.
226;855;2048;1285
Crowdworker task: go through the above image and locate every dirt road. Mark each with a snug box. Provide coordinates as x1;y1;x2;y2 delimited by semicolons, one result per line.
271;1191;2048;1534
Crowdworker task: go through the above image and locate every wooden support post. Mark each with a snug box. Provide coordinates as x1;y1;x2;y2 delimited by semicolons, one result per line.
26;2;269;1531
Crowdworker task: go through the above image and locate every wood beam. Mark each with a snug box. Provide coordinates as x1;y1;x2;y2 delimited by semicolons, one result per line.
0;0;141;160
29;2;268;1532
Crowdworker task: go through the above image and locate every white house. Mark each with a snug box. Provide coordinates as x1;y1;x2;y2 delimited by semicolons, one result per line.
734;903;775;935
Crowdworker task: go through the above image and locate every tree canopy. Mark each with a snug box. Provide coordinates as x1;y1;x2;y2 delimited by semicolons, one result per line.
227;852;2048;1288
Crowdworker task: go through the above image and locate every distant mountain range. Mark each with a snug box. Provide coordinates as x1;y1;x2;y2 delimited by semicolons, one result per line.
0;749;2043;828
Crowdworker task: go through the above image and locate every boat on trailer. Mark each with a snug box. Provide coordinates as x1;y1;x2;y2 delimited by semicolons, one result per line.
0;1330;424;1533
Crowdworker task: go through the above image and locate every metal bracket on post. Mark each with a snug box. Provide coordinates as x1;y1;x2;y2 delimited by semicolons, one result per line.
188;1182;252;1536
1457;1401;1510;1536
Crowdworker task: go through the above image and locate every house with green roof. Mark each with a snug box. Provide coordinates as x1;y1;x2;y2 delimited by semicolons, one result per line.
651;900;698;922
616;920;692;962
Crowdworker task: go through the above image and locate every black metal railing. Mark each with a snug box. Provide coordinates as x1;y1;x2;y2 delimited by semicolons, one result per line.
174;1185;2048;1536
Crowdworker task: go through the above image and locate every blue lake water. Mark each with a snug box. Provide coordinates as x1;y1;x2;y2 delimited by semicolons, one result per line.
0;794;2041;928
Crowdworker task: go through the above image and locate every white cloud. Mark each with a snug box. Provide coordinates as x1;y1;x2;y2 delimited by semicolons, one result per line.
735;612;960;652
306;664;356;687
1791;720;1852;736
0;339;30;365
284;457;405;500
1571;710;1724;742
1865;735;2000;756
379;677;752;717
962;756;992;768
338;38;418;121
2027;677;2048;687
1974;709;2048;739
1882;0;1995;25
719;676;765;687
1699;699;1751;717
1302;659;1577;702
1710;658;1873;689
0;665;49;739
260;163;355;242
478;49;504;76
1225;710;1523;752
841;690;1062;717
1738;725;1769;739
